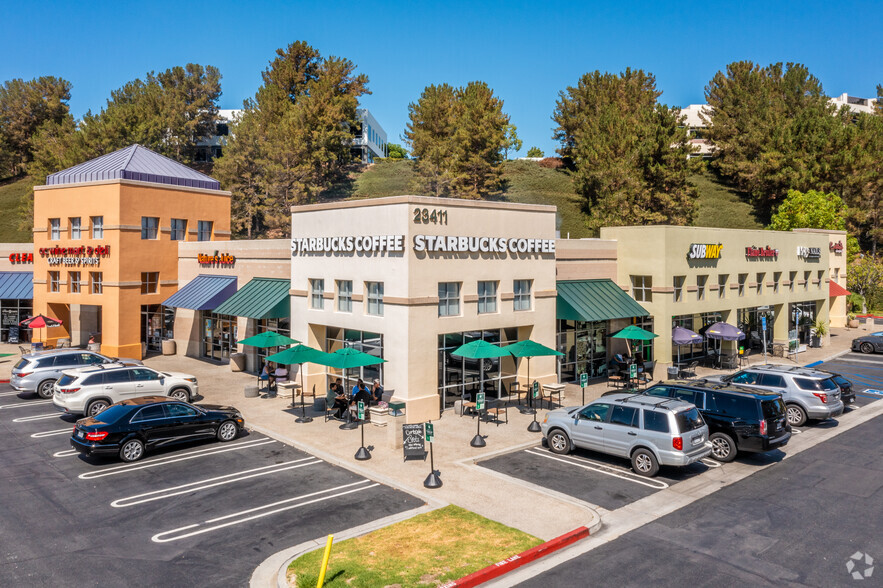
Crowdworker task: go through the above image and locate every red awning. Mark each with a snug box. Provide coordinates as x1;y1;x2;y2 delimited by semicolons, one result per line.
829;281;851;297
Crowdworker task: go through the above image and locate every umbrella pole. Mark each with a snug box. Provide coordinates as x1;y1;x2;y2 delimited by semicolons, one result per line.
527;356;541;432
470;359;486;448
295;363;313;423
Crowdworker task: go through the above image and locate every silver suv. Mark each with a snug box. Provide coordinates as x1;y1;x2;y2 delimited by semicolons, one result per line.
541;393;712;477
11;350;142;398
708;364;844;427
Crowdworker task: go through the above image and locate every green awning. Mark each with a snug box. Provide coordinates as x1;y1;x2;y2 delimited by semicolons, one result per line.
557;279;649;322
212;277;290;319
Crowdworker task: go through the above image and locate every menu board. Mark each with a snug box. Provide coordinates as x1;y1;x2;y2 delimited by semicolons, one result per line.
402;423;426;460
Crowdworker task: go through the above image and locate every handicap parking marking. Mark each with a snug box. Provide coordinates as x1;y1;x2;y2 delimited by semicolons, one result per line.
31;427;73;438
53;449;79;458
78;437;277;480
0;399;53;410
151;480;377;543
111;458;322;508
861;389;883;395
524;449;669;490
12;413;65;423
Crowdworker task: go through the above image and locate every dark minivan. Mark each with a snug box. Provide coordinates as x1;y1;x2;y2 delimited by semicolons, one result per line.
642;380;791;462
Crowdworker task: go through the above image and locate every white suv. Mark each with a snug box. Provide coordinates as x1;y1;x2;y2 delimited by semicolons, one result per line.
53;364;199;417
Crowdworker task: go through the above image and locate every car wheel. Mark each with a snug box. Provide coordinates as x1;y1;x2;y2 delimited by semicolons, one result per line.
786;404;807;427
710;432;737;462
547;429;571;455
37;379;56;399
119;438;145;462
216;420;238;442
860;342;874;354
86;399;110;417
631;448;659;477
169;388;189;402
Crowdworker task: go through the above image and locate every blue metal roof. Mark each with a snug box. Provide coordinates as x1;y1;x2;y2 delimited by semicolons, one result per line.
46;144;221;190
162;275;237;310
0;272;33;299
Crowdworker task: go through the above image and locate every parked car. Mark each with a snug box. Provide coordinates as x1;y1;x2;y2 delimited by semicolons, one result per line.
851;331;883;354
824;373;856;405
11;349;142;398
705;364;844;427
53;364;199;416
641;381;790;462
70;396;244;462
541;393;712;477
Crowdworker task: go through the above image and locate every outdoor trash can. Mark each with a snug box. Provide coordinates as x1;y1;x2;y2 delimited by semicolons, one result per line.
667;367;679;379
244;385;260;398
162;339;176;356
230;352;247;372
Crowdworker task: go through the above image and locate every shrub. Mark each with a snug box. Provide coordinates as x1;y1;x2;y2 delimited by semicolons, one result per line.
538;157;564;169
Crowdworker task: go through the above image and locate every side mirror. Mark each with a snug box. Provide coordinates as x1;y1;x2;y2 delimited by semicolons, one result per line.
159;378;165;385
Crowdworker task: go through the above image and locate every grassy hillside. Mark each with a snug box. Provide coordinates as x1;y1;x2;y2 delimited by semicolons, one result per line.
690;169;763;230
0;177;33;243
499;160;589;238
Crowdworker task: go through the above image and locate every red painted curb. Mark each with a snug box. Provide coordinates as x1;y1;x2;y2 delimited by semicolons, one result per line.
441;526;591;588
0;380;9;383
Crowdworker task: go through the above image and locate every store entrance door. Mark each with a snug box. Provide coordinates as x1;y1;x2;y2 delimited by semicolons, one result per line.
201;312;237;361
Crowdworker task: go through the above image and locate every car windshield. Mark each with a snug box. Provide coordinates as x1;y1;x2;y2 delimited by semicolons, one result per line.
57;374;78;386
674;407;704;432
90;405;130;424
761;398;786;419
14;358;29;370
794;377;838;392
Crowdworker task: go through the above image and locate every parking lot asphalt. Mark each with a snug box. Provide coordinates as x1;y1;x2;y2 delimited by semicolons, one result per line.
815;350;883;399
516;412;883;587
0;385;424;587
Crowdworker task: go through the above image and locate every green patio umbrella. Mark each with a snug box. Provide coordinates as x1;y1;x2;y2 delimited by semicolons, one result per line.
610;325;658;355
239;331;300;388
452;340;512;447
501;339;563;408
323;347;387;391
266;344;330;422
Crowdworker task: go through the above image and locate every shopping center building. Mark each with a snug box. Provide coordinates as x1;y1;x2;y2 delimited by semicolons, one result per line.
17;146;852;421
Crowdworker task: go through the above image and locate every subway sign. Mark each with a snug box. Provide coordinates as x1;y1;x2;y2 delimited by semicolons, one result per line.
688;243;722;260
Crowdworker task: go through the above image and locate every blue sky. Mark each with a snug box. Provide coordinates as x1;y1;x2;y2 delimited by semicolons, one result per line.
2;1;881;157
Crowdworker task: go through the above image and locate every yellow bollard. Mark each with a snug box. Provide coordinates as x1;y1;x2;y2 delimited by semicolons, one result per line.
316;534;334;588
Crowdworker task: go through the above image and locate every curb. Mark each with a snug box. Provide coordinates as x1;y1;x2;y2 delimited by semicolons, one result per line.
440;526;592;588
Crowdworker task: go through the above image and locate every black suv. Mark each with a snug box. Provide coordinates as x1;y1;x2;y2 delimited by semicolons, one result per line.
642;380;791;462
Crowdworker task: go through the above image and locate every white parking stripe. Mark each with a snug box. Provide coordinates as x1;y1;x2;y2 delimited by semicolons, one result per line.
0;400;52;409
151;480;377;543
525;449;669;490
12;413;63;423
53;449;79;457
31;427;72;438
111;458;321;508
78;438;277;480
0;390;24;397
700;458;722;468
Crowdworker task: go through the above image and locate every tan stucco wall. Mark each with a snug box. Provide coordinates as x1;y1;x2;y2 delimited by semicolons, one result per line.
290;196;558;423
792;229;848;328
555;238;618;281
601;225;834;366
0;243;36;271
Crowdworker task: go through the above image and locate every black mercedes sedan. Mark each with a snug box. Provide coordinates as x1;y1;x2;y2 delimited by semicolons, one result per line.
71;396;245;462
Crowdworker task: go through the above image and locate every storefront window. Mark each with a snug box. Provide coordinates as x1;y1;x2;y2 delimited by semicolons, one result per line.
438;282;460;317
255;317;291;369
477;281;497;314
513;279;532;311
91;216;103;239
671;315;703;361
70;217;81;239
337;280;352;312
141;217;159;240
698;312;722;356
311;279;325;310
557;320;608;382
201;312;238;361
631;275;652;302
790;302;816;344
1;299;32;343
738;306;774;350
631;316;654;361
141;305;169;353
437;328;517;409
366;282;384;316
326;327;384;390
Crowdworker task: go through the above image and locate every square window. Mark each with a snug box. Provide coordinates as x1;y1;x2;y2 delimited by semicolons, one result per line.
140;272;158;294
141;217;159;240
514;279;532;311
311;279;325;310
170;218;187;241
631;275;652;302
366;281;384;316
438;282;460;317
337;280;353;312
91;216;103;239
478;281;498;314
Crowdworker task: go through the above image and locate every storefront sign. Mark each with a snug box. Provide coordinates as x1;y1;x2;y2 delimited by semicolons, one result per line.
291;234;556;256
1;309;18;326
829;241;844;254
39;245;110;266
688;243;722;260
797;246;821;259
198;251;236;267
402;423;425;459
8;252;33;264
745;246;778;259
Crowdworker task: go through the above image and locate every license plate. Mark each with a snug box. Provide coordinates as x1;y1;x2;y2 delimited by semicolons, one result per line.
691;435;702;446
77;430;84;439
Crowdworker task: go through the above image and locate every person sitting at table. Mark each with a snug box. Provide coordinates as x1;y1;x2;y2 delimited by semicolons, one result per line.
370;379;384;405
350;379;371;410
261;361;274;390
273;365;289;389
327;381;349;419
